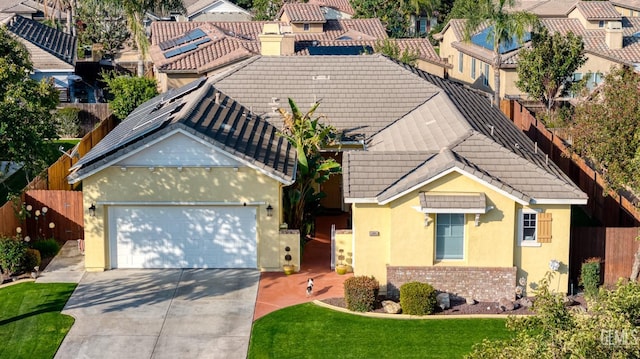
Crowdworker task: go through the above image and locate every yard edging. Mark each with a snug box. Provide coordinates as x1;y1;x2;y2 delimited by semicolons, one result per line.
312;300;531;319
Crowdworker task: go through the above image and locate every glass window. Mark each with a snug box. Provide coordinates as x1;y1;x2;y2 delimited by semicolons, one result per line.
303;23;310;31
471;58;476;79
483;63;490;86
522;213;537;241
458;53;464;73
436;214;465;260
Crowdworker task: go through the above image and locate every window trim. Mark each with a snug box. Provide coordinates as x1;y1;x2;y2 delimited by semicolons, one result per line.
303;23;310;31
482;63;489;86
518;209;542;247
435;213;466;260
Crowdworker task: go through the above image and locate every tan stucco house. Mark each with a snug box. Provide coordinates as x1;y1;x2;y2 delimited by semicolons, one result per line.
437;1;640;101
70;55;587;302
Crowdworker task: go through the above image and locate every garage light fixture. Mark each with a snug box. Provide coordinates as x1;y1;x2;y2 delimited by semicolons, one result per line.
89;203;96;217
266;204;273;217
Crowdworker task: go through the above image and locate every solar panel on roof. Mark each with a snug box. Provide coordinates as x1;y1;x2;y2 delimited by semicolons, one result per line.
308;46;372;55
193;38;211;46
187;28;206;41
164;42;199;58
471;26;530;54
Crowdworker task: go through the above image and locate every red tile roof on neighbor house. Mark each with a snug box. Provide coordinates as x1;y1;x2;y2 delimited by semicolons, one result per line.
575;0;623;20
278;3;326;23
150;18;446;74
307;0;355;16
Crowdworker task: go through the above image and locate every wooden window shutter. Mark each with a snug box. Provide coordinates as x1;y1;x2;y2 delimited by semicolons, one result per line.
537;212;552;243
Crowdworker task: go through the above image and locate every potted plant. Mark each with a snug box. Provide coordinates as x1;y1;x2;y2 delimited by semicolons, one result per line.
283;246;295;275
336;249;348;275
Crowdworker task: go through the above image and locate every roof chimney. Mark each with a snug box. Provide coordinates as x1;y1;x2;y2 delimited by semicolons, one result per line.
606;21;623;50
258;23;295;56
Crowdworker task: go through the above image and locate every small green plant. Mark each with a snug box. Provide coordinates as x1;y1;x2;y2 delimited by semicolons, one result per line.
31;238;61;259
344;276;379;312
0;236;27;276
580;257;601;299
55;107;81;138
24;248;41;272
400;281;437;315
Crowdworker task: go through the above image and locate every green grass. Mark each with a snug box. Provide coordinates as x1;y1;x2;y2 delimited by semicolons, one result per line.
0;282;76;359
249;303;513;359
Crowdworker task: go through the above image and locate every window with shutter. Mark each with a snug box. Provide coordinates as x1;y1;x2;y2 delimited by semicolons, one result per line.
537;212;552;243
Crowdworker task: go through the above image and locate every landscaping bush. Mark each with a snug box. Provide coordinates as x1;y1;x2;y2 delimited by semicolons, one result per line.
580;257;601;299
31;239;61;259
344;276;379;312
23;248;41;272
400;282;437;315
0;236;27;276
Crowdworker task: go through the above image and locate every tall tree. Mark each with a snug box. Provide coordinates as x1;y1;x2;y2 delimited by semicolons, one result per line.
76;0;130;59
571;66;640;196
0;27;59;189
101;71;158;120
457;0;538;106
278;99;341;237
103;0;185;76
516;28;586;117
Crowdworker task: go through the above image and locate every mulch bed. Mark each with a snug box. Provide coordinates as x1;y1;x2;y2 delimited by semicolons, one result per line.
321;294;587;316
1;256;54;285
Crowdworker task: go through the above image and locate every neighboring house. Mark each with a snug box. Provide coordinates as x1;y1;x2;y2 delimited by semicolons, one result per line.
611;0;640;17
437;1;640;101
3;15;77;102
149;2;448;92
176;0;252;22
69;55;587;302
0;0;69;23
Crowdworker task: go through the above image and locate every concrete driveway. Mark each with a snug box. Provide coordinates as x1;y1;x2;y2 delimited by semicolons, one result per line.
55;269;259;359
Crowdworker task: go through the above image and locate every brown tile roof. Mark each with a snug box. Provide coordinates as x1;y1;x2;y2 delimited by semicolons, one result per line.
280;3;326;23
541;17;640;65
575;1;622;20
507;0;578;17
307;0;355;15
150;19;440;74
420;192;487;212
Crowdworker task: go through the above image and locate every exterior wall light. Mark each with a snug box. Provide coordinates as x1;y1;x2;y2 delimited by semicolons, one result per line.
89;203;96;217
266;204;274;218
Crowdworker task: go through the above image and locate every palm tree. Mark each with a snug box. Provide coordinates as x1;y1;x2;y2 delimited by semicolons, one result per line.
459;0;538;106
104;0;185;76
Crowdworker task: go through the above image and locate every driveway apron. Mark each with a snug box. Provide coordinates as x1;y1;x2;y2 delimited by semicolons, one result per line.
56;269;259;359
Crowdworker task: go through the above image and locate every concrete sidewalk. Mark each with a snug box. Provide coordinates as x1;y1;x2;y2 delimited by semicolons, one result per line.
35;240;85;284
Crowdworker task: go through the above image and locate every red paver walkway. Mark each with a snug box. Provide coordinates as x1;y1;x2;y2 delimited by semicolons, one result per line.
253;214;352;321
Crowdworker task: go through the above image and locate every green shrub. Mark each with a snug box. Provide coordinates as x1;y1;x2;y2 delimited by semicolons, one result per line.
580;257;601;299
400;281;437;315
344;276;379;312
0;236;27;275
24;248;41;272
31;239;61;259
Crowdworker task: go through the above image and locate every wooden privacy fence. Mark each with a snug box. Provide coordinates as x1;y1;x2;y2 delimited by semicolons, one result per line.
571;227;639;288
47;114;118;190
503;99;640;227
59;103;112;136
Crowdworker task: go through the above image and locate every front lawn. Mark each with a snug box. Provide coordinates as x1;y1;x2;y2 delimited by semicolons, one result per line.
249;303;512;358
0;282;76;359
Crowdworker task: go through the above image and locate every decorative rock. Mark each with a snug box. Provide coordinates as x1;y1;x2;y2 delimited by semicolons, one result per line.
436;293;451;310
518;297;533;308
563;296;578;307
466;297;477;305
498;297;515;311
381;300;402;314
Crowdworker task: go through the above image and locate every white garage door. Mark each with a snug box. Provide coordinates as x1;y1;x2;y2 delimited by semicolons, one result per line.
109;206;257;269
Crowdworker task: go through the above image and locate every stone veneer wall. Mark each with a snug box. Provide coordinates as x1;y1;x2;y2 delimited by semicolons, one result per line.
386;266;517;302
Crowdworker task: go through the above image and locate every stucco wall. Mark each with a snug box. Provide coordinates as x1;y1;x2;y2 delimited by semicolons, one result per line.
334;229;353;270
82;165;282;271
351;170;573;295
